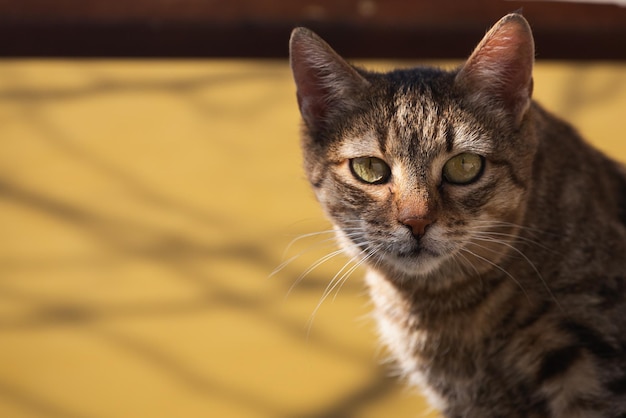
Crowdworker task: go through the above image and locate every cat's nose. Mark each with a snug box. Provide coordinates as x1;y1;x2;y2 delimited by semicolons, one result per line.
401;217;434;238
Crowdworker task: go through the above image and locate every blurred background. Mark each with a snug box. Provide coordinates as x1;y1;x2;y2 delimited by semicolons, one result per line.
0;1;625;418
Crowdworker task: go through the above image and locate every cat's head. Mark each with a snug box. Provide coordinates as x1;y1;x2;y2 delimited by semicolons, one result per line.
289;14;538;282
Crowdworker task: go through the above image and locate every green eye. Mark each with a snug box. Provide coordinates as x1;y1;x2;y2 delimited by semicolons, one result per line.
350;157;391;184
442;153;484;185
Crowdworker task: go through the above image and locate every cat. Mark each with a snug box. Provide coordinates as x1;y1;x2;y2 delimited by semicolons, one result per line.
289;13;626;418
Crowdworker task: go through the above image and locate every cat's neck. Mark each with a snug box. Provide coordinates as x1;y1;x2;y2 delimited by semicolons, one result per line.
366;265;536;392
526;103;626;282
367;256;535;331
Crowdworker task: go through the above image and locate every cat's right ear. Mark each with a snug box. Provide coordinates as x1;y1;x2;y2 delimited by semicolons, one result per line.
289;28;369;131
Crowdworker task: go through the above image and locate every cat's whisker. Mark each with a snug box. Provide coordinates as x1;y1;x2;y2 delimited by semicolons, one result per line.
271;227;364;279
323;243;366;288
470;236;563;310
452;247;483;278
331;245;382;302
283;247;347;299
470;219;558;238
280;229;369;300
460;247;531;303
270;237;337;279
327;254;365;302
305;245;373;336
467;220;547;238
280;229;338;259
468;230;560;256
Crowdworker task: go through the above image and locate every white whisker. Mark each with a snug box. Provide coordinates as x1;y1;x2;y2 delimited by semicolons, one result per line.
331;245;381;301
471;235;562;310
281;229;337;259
460;247;531;303
467;228;561;256
285;247;347;299
306;243;377;336
471;219;557;237
453;247;482;277
270;228;363;279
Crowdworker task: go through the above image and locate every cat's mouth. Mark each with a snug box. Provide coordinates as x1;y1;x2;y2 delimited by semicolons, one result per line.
389;238;441;263
384;250;444;277
376;237;449;276
393;226;443;258
395;244;439;259
335;224;447;276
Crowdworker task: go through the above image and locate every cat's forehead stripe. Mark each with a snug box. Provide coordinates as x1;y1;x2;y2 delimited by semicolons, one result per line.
390;94;450;159
445;125;455;152
394;100;414;131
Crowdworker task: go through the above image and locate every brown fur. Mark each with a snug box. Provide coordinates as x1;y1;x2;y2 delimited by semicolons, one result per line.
290;13;626;418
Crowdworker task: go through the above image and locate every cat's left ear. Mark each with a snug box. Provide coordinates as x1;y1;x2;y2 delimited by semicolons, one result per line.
456;13;534;127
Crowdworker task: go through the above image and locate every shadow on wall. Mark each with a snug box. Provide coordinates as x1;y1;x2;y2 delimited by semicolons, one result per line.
0;62;413;418
0;60;624;418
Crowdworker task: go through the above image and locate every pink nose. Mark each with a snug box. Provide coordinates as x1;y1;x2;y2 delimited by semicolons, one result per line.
400;217;434;237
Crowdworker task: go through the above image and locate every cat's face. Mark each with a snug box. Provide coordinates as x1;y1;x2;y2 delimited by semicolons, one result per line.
310;78;534;279
290;15;537;282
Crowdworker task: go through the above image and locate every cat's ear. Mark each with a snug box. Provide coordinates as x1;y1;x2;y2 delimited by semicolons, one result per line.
455;13;534;126
289;28;369;130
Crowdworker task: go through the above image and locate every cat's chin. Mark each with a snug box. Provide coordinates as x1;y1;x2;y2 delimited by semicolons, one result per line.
382;250;445;278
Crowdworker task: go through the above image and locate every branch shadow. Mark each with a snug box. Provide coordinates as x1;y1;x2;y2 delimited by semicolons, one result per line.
0;63;400;418
0;379;92;418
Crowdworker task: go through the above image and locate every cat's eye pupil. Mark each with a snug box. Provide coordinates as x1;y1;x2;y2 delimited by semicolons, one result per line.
442;153;484;185
350;157;391;184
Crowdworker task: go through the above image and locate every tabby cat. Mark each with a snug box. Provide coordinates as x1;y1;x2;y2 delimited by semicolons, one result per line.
289;13;626;418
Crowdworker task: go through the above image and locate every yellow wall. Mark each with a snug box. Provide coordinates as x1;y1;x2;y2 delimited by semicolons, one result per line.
0;60;624;418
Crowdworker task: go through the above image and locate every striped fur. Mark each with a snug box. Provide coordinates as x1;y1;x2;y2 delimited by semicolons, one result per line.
290;14;626;417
